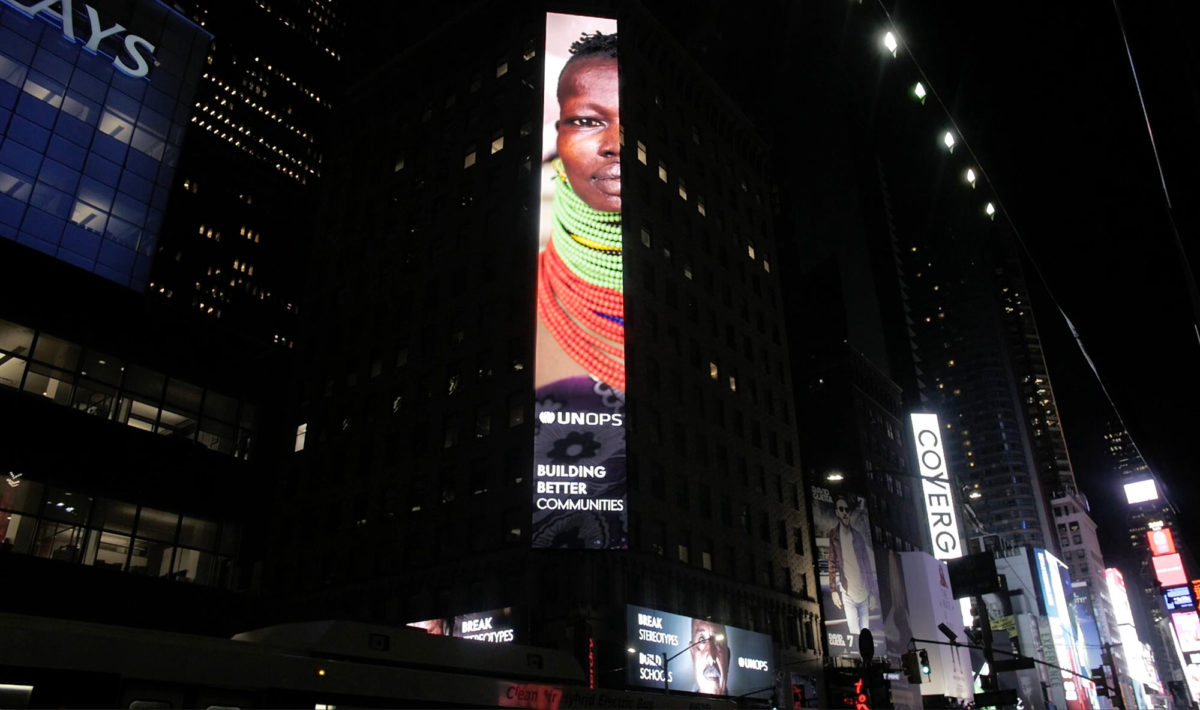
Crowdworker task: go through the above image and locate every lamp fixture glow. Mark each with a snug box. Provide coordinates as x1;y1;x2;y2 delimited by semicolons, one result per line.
985;202;996;219
942;131;956;152
883;31;898;57
826;470;845;482
965;168;977;187
913;82;927;103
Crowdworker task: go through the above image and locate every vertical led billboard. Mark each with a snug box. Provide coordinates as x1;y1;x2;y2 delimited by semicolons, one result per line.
812;486;885;659
910;413;963;560
531;13;627;549
625;605;773;698
1035;549;1092;710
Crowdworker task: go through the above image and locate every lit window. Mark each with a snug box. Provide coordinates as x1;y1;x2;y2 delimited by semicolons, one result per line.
496;60;508;77
697;199;706;216
683;264;692;280
678;178;687;201
640;226;651;248
728;376;737;392
636;141;646;165
491;135;504;154
294;423;307;452
658;161;667;183
747;244;756;260
463;150;476;168
709;362;719;380
394;156;405;172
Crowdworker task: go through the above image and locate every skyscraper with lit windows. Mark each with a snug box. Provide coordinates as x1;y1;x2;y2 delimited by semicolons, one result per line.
148;0;344;347
263;1;822;697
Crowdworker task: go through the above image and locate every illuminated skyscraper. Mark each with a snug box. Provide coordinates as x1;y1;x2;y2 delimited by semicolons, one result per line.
0;0;267;634
265;0;821;694
148;0;345;346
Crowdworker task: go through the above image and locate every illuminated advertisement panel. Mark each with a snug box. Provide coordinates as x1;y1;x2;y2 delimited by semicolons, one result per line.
1173;612;1200;654
909;413;963;560
407;607;516;643
1148;527;1177;556
899;551;973;701
531;12;627;549
625;604;772;698
0;0;211;289
1123;479;1159;504
1154;553;1188;588
812;486;885;659
1166;586;1196;613
1035;549;1091;710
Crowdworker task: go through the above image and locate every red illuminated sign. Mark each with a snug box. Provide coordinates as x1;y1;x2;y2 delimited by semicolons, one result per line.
1192;579;1200;602
842;677;871;709
587;637;596;690
1153;553;1188;588
1148;528;1177;556
499;683;563;710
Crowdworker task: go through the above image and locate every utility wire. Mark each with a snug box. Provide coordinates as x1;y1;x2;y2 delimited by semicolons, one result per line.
867;0;1181;511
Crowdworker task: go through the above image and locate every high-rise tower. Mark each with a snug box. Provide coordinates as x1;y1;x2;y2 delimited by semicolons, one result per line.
264;1;821;697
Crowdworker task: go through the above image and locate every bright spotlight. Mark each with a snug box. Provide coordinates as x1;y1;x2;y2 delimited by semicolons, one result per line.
942;131;956;152
964;168;977;187
883;31;898;57
985;202;996;219
912;82;927;103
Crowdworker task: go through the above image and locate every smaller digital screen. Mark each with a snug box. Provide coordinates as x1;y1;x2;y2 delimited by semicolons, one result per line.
1154;554;1188;588
1165;586;1196;612
407;607;516;643
1148;528;1177;556
1123;479;1159;504
1173;612;1200;654
626;604;773;697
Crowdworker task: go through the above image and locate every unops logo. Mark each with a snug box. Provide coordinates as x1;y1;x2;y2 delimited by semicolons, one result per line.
537;410;623;427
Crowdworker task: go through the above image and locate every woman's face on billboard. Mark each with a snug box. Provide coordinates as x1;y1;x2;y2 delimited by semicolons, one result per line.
557;56;621;212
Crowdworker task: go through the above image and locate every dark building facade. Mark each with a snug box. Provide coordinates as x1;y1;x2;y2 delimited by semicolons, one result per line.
0;0;274;635
265;0;822;698
147;0;344;347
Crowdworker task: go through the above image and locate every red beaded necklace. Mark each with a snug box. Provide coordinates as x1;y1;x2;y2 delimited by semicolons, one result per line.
538;238;626;390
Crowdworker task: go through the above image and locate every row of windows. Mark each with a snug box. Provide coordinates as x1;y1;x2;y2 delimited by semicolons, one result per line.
1;477;236;586
0;319;256;458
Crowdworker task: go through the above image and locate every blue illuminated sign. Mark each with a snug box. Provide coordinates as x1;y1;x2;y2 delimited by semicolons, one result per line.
1165;586;1195;612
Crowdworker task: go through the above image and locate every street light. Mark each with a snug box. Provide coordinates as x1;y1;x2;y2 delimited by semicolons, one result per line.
661;632;725;694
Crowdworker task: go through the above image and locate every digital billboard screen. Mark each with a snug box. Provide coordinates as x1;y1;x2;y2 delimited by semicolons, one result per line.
1148;527;1177;556
1165;586;1196;613
1035;549;1090;710
1173;611;1200;654
1123;479;1159;504
407;607;516;643
530;12;627;549
811;486;885;660
626;605;772;698
1154;553;1188;588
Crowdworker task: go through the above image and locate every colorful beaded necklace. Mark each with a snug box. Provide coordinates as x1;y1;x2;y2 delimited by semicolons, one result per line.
538;159;625;390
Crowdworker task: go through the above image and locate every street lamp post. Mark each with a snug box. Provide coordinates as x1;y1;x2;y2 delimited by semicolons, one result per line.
661;632;725;694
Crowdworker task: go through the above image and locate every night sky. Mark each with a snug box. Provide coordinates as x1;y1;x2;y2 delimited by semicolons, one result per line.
646;0;1200;563
885;0;1200;561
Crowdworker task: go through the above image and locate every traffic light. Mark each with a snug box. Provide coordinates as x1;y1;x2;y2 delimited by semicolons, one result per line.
901;650;922;684
1091;667;1109;697
918;649;931;677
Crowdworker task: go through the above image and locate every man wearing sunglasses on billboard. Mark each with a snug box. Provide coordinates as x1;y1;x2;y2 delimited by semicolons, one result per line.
828;496;877;636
